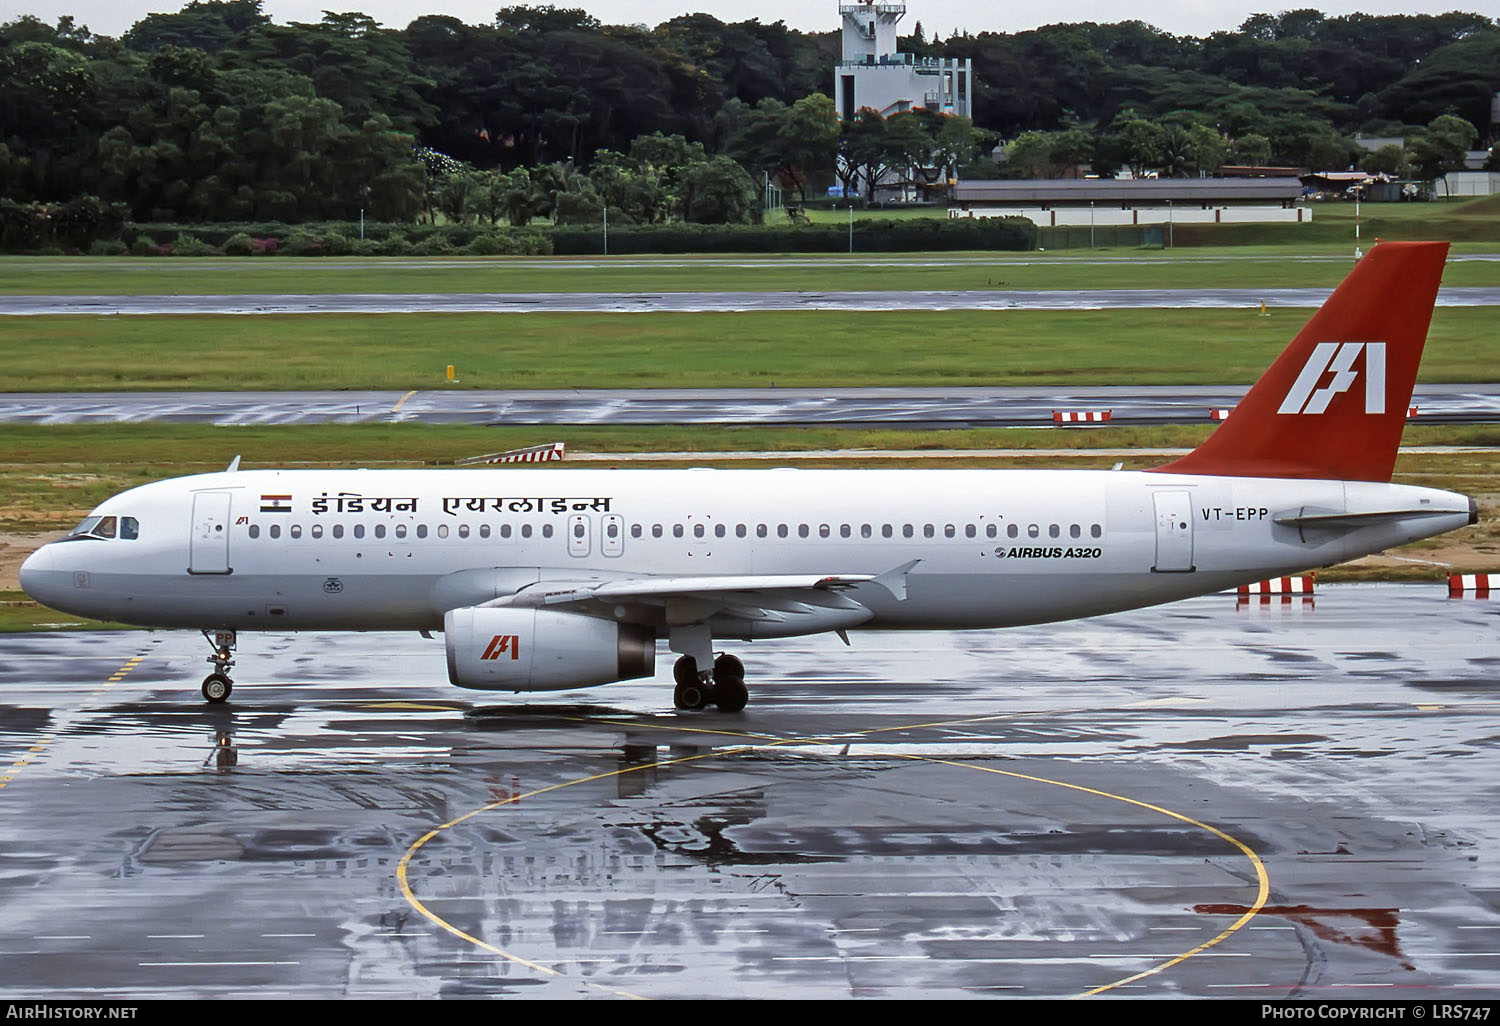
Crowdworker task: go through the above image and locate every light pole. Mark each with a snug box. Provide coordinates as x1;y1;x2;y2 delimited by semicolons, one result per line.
602;203;608;256
1166;198;1173;249
1089;200;1095;249
847;201;853;254
1353;185;1362;260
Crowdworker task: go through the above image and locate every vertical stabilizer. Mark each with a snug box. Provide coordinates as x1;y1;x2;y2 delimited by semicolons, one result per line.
1156;241;1448;482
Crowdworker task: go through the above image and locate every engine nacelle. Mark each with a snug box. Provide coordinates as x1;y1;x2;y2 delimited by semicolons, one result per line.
444;607;655;691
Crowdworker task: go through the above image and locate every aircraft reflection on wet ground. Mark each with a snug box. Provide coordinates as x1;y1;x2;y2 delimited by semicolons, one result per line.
0;583;1498;999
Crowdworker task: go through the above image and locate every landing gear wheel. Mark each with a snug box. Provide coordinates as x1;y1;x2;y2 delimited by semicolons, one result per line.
202;673;233;703
673;655;699;689
674;678;710;711
713;677;748;713
712;653;748;712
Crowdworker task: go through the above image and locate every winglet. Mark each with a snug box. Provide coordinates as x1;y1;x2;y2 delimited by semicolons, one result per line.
872;559;920;601
226;454;241;473
1156;241;1448;482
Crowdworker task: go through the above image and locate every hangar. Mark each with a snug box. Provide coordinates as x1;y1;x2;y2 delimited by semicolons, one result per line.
948;178;1309;227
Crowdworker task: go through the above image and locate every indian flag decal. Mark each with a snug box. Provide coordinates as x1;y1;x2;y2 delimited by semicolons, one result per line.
260;494;292;513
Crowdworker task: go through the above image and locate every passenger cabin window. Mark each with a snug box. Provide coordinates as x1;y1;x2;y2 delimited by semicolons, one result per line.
630;524;641;538
1028;524;1039;538
354;524;366;539
459;524;470;539
395;524;407;539
480;525;491;539
374;524;385;539
311;524;323;539
1049;524;1060;538
332;525;344;539
1091;524;1103;538
798;525;809;538
249;524;260;539
542;525;553;538
1008;524;1019;538
652;524;663;538
290;524;302;539
1070;524;1081;538
521;525;533;538
270;524;281;539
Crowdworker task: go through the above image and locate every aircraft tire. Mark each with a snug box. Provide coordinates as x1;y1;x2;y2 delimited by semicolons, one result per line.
713;677;748;713
202;674;232;704
674;679;710;710
673;655;698;688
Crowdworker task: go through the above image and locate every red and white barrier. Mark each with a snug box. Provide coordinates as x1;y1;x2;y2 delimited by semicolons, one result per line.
1408;405;1419;419
1210;408;1234;421
1052;410;1112;425
459;442;566;465
1238;576;1315;597
1449;573;1494;595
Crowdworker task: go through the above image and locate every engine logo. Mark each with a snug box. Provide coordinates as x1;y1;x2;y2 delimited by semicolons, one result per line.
481;634;520;661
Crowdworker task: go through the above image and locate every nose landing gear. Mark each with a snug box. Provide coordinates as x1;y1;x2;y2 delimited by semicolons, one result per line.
200;629;236;703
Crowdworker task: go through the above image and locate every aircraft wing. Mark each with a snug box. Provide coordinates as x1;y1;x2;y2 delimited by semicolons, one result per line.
482;560;919;629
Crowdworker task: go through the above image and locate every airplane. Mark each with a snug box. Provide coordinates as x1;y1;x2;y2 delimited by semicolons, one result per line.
19;241;1475;711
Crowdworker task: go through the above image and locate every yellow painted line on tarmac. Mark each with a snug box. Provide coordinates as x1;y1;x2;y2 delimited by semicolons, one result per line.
391;390;418;413
2;650;149;794
910;755;1270;997
398;744;751;1000
401;708;1271;999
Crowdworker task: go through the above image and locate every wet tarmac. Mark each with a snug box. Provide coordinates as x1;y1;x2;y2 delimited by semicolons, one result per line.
3;383;1499;428
1;583;1498;999
3;286;1499;317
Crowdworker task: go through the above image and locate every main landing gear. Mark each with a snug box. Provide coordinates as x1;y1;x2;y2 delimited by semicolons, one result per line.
673;653;749;713
200;629;236;704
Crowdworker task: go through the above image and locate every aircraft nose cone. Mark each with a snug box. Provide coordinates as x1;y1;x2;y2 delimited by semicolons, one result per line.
19;543;70;610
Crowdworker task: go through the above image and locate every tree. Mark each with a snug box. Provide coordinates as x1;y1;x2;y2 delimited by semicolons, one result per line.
1408;114;1479;194
681;155;757;223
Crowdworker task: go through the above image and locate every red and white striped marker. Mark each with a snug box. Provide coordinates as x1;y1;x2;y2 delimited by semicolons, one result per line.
1210;408;1234;421
1052;410;1112;425
1449;573;1493;595
1238;576;1315;597
1408;405;1419;419
459;442;566;465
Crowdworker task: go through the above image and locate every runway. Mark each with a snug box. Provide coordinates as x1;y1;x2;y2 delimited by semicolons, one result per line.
3;383;1498;427
2;584;1498;999
3;286;1500;317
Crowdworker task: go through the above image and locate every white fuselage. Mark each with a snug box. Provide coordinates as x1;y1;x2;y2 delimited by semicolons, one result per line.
19;467;1473;636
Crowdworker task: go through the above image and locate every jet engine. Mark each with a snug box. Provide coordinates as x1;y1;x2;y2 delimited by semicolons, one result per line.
444;606;655;691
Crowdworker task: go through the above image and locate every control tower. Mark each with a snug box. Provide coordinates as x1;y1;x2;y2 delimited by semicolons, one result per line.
835;1;971;121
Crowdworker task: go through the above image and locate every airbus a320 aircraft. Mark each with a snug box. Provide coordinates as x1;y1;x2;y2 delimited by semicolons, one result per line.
20;241;1475;711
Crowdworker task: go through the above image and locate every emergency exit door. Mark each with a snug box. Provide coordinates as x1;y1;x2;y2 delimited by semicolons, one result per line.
1152;490;1194;573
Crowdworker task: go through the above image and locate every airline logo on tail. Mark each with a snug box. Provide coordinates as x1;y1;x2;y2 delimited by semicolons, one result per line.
1278;341;1386;415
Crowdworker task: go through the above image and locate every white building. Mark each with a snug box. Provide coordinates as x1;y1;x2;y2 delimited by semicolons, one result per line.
834;2;970;121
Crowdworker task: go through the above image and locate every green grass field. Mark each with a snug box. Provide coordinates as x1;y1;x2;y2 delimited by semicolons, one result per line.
1;305;1492;391
2;229;1495;296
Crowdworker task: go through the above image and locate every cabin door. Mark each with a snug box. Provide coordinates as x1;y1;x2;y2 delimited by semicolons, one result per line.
189;491;233;575
1152;490;1195;573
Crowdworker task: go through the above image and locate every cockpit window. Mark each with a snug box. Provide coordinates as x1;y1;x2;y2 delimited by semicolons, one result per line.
69;517;102;537
67;515;138;540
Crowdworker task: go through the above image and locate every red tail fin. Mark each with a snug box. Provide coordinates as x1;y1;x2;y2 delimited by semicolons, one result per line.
1156;241;1448;482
